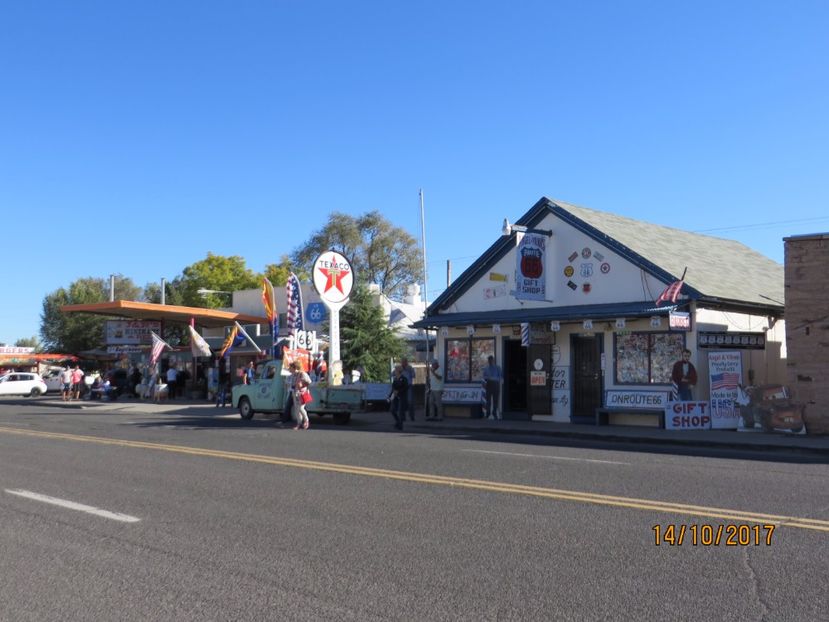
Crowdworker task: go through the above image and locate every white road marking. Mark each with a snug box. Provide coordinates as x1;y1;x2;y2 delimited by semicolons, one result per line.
4;489;141;523
462;449;628;465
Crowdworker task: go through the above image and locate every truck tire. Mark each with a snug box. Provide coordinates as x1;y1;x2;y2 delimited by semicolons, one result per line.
239;397;255;420
333;412;351;426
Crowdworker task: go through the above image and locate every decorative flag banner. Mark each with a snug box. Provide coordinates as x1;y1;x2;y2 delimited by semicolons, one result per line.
149;331;172;366
285;273;305;334
708;350;743;429
656;267;688;306
262;277;278;356
188;325;212;358
234;321;262;353
520;323;530;347
514;233;547;301
218;325;245;359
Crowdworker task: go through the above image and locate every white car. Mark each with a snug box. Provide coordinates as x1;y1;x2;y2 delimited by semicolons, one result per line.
0;372;48;397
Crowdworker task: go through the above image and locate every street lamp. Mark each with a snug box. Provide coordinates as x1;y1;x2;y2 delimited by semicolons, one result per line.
501;218;553;237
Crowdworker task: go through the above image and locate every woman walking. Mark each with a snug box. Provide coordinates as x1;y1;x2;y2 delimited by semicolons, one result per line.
289;361;313;430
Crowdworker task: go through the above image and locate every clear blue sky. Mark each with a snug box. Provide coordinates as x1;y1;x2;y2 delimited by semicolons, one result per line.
2;1;828;346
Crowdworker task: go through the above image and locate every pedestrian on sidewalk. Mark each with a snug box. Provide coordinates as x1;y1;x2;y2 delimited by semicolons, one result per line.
166;366;178;399
70;366;84;400
388;364;409;430
482;355;502;420
400;357;415;421
60;366;72;402
426;360;444;421
289;361;312;430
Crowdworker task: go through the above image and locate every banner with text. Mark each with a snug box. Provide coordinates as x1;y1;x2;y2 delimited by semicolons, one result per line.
708;351;743;429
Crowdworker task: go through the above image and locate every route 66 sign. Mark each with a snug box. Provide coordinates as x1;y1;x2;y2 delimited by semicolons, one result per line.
306;302;327;324
580;263;593;278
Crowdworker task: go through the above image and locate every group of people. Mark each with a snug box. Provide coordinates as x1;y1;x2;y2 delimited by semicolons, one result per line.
387;356;449;430
59;365;85;401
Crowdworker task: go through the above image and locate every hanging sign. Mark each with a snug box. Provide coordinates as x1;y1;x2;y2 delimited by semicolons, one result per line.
514;233;547;301
669;311;691;331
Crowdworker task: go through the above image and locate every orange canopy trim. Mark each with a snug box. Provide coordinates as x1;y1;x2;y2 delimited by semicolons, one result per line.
60;300;268;329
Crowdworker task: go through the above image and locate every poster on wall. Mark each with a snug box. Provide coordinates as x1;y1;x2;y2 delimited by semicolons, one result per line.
708;351;743;429
514;233;547;301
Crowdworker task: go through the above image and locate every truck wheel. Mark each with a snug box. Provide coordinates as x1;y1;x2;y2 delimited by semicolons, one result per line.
333;412;351;426
239;397;255;420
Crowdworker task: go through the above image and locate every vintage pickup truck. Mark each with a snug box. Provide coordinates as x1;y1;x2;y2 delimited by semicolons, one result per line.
232;359;364;425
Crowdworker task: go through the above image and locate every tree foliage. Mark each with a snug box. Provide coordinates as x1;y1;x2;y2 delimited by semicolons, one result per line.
14;336;42;351
40;275;142;353
338;284;405;381
172;253;260;308
263;255;301;287
291;211;422;299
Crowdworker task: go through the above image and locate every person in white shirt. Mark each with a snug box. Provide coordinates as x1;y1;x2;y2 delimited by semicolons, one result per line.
426;360;444;421
166;366;178;399
60;367;73;402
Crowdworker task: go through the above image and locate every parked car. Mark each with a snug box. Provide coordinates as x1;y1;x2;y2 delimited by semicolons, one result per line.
0;372;48;397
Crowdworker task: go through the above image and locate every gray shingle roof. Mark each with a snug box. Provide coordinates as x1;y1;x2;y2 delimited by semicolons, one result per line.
549;198;785;307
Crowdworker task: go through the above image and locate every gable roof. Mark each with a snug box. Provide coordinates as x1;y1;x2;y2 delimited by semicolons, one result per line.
428;197;784;316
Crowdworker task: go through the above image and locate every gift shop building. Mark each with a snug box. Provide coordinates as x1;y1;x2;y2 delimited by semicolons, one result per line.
413;197;786;428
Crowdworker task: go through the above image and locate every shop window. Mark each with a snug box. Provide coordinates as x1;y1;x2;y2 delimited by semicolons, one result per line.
445;337;495;382
614;332;684;385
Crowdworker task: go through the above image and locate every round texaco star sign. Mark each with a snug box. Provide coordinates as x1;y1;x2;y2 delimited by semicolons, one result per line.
312;250;354;307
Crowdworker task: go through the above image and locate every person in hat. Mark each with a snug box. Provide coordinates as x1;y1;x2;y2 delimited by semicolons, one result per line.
426;360;444;421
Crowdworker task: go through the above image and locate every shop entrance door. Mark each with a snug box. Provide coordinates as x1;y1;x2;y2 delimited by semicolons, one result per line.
571;334;603;423
503;338;527;417
527;343;552;416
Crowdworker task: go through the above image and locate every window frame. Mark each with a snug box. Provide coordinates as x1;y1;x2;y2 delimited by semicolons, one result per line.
613;331;685;386
444;337;496;383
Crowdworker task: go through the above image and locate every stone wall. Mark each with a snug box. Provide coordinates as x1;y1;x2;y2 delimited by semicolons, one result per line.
784;233;829;434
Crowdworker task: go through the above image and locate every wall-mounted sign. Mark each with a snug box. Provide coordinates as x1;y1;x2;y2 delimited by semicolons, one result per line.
550;321;561;332
650;316;662;328
514;233;547;301
105;320;161;345
615;318;626;330
440;327;449;337
0;346;35;354
583;320;593;330
698;332;765;349
489;272;508;282
669;311;691;331
492;324;501;334
466;325;475;336
530;371;546;386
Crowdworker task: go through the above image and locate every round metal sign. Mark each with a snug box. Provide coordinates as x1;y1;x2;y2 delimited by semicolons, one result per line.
312;251;354;306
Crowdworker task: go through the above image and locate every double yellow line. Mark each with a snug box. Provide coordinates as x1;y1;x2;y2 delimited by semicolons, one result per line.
2;425;827;533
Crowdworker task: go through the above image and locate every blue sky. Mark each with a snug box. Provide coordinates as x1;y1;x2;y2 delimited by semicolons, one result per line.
2;1;828;346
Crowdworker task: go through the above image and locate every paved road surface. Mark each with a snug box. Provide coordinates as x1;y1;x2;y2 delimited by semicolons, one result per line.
1;403;826;620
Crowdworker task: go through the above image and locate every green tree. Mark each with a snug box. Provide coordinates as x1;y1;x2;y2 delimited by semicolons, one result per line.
291;211;422;299
338;284;405;381
14;336;42;351
263;255;300;287
40;275;142;353
172;253;260;308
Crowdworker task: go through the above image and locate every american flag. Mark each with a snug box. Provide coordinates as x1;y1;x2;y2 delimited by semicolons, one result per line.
656;279;684;305
150;331;171;366
711;372;741;391
285;273;304;334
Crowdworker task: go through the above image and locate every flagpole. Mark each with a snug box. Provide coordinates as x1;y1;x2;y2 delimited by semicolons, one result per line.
419;188;430;365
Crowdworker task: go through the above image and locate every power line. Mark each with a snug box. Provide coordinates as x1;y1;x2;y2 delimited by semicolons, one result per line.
693;216;829;234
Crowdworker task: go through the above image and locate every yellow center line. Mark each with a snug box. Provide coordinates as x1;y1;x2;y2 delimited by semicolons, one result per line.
2;425;827;532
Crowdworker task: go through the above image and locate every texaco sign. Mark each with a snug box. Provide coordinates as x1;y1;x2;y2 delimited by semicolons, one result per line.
312;251;354;308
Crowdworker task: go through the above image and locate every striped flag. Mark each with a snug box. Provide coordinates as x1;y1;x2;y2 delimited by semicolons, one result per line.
262;277;278;355
285;272;304;334
520;322;530;347
656;279;684;305
711;372;741;391
218;325;245;359
150;332;172;366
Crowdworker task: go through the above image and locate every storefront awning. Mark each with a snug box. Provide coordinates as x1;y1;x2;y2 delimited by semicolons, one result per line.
61;300;268;329
411;301;678;329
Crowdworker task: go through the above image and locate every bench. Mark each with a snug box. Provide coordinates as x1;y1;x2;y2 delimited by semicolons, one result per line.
596;390;670;428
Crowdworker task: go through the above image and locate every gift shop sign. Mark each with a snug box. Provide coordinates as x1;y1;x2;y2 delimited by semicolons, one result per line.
665;402;711;430
514;233;546;301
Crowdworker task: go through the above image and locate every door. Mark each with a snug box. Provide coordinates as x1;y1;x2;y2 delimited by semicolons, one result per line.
527;343;552;416
503;338;527;416
571;334;603;422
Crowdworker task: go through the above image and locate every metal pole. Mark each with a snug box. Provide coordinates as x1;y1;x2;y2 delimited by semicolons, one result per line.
161;278;166;305
109;275;116;302
419;189;430;364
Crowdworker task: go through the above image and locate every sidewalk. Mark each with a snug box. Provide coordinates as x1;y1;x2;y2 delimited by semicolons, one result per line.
8;396;829;457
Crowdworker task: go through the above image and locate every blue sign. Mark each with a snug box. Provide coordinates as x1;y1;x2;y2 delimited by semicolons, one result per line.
306;303;327;324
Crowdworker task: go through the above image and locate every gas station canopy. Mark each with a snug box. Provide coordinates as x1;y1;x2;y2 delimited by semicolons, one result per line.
60;300;268;329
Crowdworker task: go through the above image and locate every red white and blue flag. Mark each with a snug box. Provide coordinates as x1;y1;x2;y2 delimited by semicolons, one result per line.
285;273;304;334
655;279;684;305
150;331;172;366
711;372;740;391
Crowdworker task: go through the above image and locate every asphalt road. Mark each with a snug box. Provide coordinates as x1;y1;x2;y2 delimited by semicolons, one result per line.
0;402;826;621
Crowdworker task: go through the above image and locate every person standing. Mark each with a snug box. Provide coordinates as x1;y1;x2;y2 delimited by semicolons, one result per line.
246;361;256;385
70;366;84;400
60;366;73;402
671;349;698;401
426;360;444;421
482;355;502;420
400;357;415;421
166;365;178;399
388;364;409;430
289;361;312;430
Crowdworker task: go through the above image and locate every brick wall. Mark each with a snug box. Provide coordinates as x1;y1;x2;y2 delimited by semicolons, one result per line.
784;234;829;434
